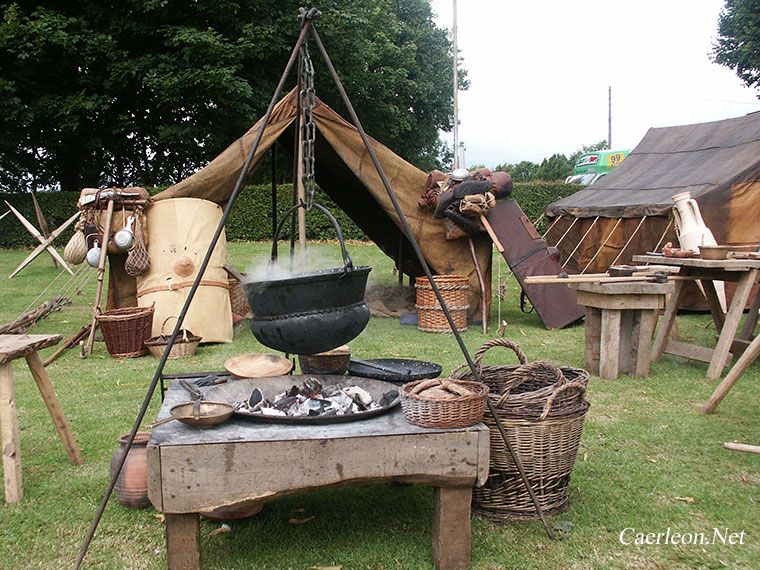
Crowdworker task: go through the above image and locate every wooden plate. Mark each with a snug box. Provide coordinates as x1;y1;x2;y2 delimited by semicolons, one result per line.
224;353;293;379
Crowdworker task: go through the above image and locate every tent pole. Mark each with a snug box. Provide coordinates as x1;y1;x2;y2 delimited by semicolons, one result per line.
271;146;277;239
72;13;317;569
310;26;556;540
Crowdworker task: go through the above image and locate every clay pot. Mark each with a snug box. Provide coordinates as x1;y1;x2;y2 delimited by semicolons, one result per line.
110;432;152;509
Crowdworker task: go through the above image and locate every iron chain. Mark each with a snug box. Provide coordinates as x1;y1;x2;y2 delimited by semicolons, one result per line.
299;39;316;210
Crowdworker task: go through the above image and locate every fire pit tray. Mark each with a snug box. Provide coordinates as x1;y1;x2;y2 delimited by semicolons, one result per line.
347;358;442;383
205;374;400;425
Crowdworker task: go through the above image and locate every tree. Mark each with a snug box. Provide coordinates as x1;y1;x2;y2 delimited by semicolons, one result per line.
534;153;573;182
712;0;760;92
0;0;459;191
568;140;608;166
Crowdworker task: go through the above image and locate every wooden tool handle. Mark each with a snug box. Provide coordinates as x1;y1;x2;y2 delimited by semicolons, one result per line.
480;214;504;252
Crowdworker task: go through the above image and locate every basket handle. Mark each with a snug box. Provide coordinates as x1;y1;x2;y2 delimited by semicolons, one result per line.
447;338;528;380
161;315;187;342
473;338;528;368
538;381;588;421
499;360;564;401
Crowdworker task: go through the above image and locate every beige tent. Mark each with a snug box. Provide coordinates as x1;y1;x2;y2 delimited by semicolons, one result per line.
113;89;492;319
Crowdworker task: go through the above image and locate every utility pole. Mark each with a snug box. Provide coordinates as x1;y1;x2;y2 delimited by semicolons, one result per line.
452;0;459;169
608;85;612;149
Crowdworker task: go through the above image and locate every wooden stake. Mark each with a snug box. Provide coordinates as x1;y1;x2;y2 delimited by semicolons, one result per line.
468;237;488;334
84;198;114;357
723;442;760;454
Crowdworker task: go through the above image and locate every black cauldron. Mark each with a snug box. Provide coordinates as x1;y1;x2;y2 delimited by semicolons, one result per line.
243;203;371;355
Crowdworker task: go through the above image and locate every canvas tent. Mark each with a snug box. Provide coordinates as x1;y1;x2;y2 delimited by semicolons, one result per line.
109;89;493;319
544;113;760;307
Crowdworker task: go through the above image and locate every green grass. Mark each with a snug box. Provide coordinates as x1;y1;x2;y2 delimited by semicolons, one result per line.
0;242;758;569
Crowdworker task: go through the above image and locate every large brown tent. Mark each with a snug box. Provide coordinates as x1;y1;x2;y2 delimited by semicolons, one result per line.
114;89;492;318
545;112;760;282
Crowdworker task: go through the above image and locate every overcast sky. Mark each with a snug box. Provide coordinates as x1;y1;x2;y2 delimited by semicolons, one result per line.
429;0;760;168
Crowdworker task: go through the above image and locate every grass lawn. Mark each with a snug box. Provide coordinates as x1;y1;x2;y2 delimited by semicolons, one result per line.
0;241;758;569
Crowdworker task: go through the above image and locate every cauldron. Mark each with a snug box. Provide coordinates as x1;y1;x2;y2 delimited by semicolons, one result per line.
243;203;371;355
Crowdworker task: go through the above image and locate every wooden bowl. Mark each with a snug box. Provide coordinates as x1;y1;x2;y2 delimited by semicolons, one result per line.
699;245;732;260
298;345;351;375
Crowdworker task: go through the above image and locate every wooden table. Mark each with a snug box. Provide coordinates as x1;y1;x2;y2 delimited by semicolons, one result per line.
0;334;83;502
632;255;760;380
568;280;674;379
147;378;490;570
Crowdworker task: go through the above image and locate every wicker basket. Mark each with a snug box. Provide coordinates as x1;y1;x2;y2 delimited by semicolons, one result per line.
400;378;488;428
96;305;154;358
415;275;469;333
144;316;201;359
228;276;252;318
451;339;589;522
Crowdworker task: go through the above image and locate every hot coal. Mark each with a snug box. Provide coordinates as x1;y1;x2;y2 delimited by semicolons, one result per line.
234;378;396;418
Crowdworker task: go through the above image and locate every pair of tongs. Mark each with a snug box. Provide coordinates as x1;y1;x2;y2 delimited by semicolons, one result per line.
180;379;203;419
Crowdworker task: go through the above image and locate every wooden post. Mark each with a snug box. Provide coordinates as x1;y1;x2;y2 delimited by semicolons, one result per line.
165;513;201;570
84;198;114;356
25;352;83;465
432;486;472;570
0;362;22;502
600;308;622;379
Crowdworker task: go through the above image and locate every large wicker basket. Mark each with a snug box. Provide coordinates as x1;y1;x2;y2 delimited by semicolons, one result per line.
415;275;469;333
400;378;488;428
451;339;589;522
96;305;154;358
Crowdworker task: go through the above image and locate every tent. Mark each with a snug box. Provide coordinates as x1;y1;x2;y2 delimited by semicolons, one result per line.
544;113;760;293
110;89;493;319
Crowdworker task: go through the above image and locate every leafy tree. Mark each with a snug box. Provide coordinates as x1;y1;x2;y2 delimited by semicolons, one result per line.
568;140;608;165
534;153;573;182
712;0;760;92
493;160;538;182
0;0;459;191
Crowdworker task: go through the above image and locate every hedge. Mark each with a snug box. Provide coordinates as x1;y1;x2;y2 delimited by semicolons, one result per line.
0;182;582;248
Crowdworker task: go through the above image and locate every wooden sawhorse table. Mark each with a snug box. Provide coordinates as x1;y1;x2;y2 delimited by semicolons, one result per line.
0;334;83;502
568;280;674;379
148;377;490;570
633;255;760;380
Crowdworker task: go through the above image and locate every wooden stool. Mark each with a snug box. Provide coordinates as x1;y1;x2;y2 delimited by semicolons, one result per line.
568;281;674;379
0;334;83;502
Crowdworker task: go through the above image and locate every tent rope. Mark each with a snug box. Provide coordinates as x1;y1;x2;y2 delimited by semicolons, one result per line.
542;214;563;241
611;215;647;266
651;217;674;256
580;217;622;274
562;216;599;269
552;216;578;248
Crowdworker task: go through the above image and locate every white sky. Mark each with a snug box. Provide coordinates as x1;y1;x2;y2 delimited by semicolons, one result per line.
429;0;760;168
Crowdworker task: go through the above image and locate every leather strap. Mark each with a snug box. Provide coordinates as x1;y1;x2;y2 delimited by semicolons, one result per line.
136;280;229;298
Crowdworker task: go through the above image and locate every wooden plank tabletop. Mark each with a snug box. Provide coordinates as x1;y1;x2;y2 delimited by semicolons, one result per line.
632;254;760;271
0;334;62;364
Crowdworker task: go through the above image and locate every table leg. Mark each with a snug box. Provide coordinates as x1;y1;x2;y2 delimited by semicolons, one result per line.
707;269;758;380
702;329;760;413
584;307;601;375
432;486;472;570
701;279;726;332
0;362;23;502
25;352;83;465
600;309;622;379
634;310;658;378
165;513;200;570
652;280;685;361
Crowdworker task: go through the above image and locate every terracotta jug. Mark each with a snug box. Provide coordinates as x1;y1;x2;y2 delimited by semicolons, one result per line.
110;432;152;509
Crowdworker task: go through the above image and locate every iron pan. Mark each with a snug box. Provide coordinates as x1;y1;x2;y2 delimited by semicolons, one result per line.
347;358;442;383
205;374;401;425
